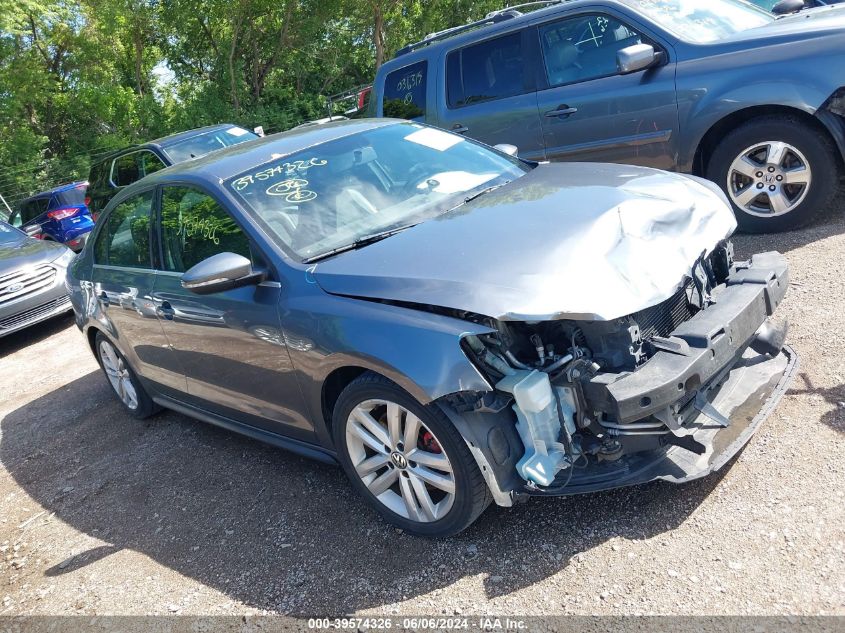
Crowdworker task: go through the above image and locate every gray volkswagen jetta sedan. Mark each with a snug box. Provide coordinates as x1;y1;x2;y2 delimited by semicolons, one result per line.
67;120;796;536
0;221;75;337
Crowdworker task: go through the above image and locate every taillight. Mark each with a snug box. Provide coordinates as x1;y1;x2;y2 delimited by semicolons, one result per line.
47;207;78;220
84;196;91;206
92;212;100;222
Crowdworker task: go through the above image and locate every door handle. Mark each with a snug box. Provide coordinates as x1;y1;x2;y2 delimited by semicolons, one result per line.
98;291;110;307
544;106;578;118
451;124;469;134
156;301;175;320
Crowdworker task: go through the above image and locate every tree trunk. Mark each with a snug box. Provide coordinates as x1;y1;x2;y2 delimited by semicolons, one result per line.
229;14;243;113
133;27;144;97
373;5;385;70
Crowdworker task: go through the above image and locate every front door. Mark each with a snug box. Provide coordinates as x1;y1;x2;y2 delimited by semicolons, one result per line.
90;189;185;395
533;12;679;170
436;29;545;161
151;184;311;440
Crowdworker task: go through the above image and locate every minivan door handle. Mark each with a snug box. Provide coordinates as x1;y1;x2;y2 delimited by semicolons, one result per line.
156;301;175;321
451;124;469;134
544;105;578;118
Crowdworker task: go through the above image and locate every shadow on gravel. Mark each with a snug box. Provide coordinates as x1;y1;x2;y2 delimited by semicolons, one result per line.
791;371;844;435
1;371;726;614
732;191;845;259
0;312;74;358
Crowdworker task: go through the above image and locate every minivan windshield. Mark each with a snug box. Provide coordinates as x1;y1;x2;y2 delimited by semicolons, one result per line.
228;123;530;262
165;126;258;163
635;0;774;43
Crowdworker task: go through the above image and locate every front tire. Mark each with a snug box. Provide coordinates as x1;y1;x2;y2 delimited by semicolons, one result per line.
94;332;158;419
332;372;491;537
706;115;840;232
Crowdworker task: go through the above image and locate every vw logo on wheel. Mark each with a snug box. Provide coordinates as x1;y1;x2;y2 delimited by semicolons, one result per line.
390;451;408;469
4;283;24;294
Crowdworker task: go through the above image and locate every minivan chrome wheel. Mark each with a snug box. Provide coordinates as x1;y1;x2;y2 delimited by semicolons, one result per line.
99;339;138;410
727;141;811;218
345;398;456;523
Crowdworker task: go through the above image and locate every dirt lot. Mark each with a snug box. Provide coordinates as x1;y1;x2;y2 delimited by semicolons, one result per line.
1;199;844;617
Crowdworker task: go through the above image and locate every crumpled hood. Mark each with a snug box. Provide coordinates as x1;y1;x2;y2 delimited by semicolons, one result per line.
313;162;737;322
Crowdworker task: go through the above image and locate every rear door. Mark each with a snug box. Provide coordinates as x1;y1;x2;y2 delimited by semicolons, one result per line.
150;183;311;440
91;188;186;394
533;11;679;169
436;29;544;160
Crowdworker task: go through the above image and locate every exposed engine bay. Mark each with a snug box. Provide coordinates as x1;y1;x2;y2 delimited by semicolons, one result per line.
454;241;796;497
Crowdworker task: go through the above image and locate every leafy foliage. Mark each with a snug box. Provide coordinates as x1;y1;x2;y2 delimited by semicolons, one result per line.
0;0;505;210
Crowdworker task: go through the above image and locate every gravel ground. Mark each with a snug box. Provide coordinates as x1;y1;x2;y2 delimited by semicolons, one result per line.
1;198;844;617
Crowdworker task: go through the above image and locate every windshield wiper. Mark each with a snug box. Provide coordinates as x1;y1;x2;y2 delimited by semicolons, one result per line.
302;223;419;264
448;181;510;212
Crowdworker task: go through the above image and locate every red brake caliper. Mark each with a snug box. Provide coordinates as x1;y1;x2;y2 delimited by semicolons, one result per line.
419;430;442;453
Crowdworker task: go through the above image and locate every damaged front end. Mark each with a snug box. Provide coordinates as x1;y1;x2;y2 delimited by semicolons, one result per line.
450;243;797;502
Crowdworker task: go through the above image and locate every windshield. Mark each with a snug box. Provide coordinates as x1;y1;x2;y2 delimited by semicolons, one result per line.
0;221;24;245
165;126;258;163
636;0;774;43
228;123;530;262
53;183;87;207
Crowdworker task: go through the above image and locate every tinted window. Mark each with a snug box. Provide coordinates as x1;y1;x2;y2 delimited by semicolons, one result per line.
447;32;526;108
382;61;427;120
139;151;166;178
164;127;258;163
20;199;48;224
540;15;643;87
159;186;250;273
112;153;140;187
53;184;87;207
94;191;153;268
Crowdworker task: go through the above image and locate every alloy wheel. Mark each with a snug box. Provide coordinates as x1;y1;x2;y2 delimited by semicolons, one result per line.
99;340;139;410
345;399;456;523
726;141;811;218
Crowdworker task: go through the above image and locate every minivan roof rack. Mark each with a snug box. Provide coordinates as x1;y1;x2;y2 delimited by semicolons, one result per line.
394;0;563;57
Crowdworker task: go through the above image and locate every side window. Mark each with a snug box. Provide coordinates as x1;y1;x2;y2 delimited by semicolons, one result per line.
447;32;526;108
94;191;153;268
139;151;166;178
159;186;251;273
540;14;643;87
112;153;140;187
382;61;427;120
8;210;21;227
20;199;47;224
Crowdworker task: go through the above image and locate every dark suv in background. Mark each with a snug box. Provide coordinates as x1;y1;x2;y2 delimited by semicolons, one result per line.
371;0;845;231
86;124;258;219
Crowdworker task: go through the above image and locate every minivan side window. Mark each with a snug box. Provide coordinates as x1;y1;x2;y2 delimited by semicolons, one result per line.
382;61;427;120
94;191;154;268
159;186;251;273
539;14;644;87
111;150;166;188
447;32;526;108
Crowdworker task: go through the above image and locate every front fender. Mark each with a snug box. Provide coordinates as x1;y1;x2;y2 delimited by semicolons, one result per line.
282;291;495;446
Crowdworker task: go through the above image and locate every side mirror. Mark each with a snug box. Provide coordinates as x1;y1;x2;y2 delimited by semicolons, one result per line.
253;126;265;137
772;0;805;14
181;252;265;295
493;143;519;157
617;43;659;75
23;225;42;238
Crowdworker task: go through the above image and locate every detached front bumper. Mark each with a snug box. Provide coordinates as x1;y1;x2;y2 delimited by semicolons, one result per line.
529;251;796;495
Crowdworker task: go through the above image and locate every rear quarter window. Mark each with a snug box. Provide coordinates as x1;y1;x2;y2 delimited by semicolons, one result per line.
382;60;427;120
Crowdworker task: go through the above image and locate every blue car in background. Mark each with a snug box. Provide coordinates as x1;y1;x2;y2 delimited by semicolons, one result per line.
8;181;94;252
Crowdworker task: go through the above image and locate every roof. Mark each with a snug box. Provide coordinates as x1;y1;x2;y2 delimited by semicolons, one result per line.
146;118;399;184
23;180;88;201
90;123;248;166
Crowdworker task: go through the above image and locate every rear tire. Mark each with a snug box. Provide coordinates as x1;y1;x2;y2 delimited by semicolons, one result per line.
94;332;158;419
706;115;840;233
332;372;491;537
